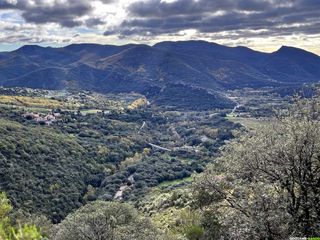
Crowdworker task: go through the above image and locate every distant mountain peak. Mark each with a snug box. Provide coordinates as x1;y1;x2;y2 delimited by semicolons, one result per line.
17;45;46;51
0;40;319;102
276;45;319;57
277;45;302;52
14;45;53;55
279;45;293;49
154;40;221;48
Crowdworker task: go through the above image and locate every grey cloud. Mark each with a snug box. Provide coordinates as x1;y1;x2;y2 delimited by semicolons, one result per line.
128;0;274;18
0;33;52;43
22;0;91;27
0;0;108;28
99;0;115;3
106;0;320;38
236;0;272;11
85;18;106;27
0;0;16;9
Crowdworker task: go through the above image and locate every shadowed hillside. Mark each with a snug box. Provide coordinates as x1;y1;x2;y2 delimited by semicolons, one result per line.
0;41;320;109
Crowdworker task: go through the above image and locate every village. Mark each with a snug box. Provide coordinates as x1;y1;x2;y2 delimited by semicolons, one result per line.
22;111;62;125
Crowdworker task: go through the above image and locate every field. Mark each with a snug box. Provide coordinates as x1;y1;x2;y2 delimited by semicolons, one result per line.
158;176;193;188
224;87;289;130
0;95;69;108
226;115;272;130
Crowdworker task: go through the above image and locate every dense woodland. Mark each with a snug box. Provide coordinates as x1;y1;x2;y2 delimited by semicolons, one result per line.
0;87;320;239
0;88;237;224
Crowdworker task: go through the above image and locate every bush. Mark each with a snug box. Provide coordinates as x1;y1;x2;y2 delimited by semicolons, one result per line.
185;225;204;240
194;96;320;239
51;201;164;240
0;192;43;240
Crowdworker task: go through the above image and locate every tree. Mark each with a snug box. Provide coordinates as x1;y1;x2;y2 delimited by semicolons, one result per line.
194;96;320;239
52;201;164;240
0;192;12;238
179;209;204;240
0;192;43;240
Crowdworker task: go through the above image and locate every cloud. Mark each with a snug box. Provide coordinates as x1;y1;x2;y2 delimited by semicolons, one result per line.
0;0;319;55
23;0;92;27
127;0;278;18
0;0;101;27
105;0;320;38
85;17;106;27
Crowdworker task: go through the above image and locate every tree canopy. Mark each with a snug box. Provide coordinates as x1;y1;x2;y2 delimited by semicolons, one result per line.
194;96;320;239
0;192;43;240
52;201;165;240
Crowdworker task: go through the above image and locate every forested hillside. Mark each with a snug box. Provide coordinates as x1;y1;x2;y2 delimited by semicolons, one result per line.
0;88;237;226
1;0;319;238
1;87;319;239
0;41;320;110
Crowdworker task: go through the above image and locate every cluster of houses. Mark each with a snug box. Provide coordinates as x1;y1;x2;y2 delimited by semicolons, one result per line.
23;112;62;125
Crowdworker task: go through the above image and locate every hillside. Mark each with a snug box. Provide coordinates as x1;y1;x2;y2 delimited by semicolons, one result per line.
1;86;318;239
0;88;239;224
1;41;320;110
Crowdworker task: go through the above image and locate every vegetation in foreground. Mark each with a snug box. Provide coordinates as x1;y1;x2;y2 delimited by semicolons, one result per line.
194;96;320;239
0;87;319;239
0;192;43;240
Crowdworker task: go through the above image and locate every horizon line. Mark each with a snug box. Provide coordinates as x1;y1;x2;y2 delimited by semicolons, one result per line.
1;40;319;56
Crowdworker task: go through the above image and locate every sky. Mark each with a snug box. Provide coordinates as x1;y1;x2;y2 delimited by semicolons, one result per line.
0;0;319;54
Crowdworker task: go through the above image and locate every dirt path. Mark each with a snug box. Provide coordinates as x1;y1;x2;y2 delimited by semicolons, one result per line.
230;103;242;115
114;174;134;200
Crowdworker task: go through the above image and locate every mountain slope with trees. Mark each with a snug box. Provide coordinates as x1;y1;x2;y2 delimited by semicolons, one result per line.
1;41;320;109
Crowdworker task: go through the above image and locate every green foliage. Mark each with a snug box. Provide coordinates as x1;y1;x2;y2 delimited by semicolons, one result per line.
0;119;98;223
101;155;192;201
0;192;12;220
9;225;42;240
0;192;43;240
0;192;12;239
0;87;238;224
197;210;223;240
194;96;320;239
185;225;204;240
52;201;164;240
176;210;204;240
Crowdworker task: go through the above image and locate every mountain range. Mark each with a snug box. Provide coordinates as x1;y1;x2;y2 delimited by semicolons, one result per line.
0;40;319;109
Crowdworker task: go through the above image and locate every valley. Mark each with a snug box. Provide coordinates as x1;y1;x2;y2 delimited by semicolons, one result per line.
1;41;320;112
0;86;239;224
0;81;304;239
0;40;319;239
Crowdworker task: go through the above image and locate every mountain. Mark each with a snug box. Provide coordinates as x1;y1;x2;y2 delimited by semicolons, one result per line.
259;46;320;83
0;41;319;109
